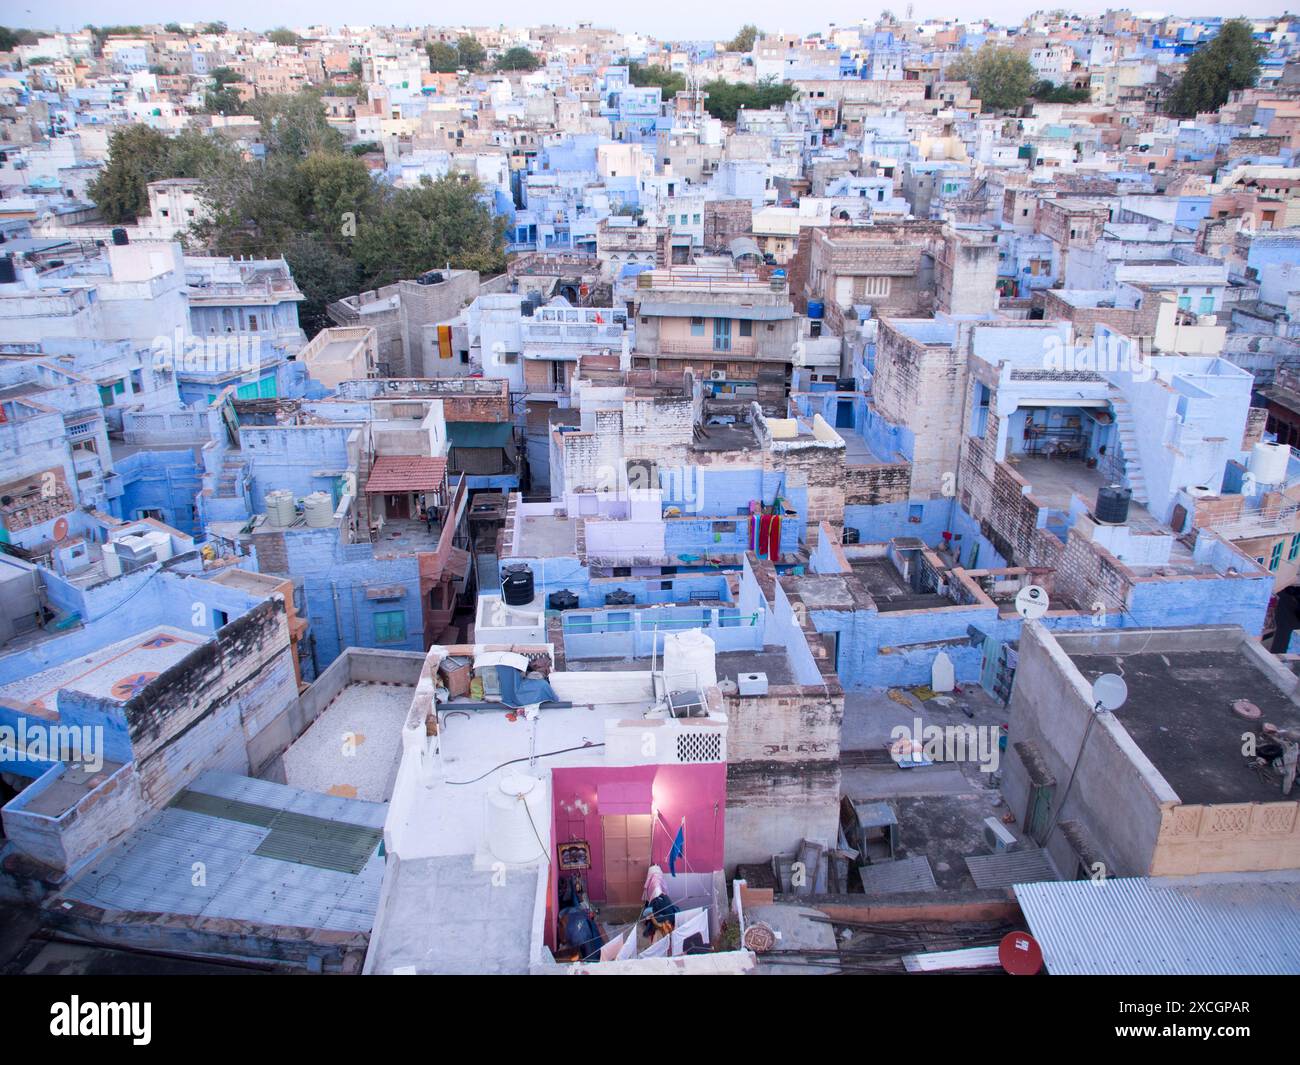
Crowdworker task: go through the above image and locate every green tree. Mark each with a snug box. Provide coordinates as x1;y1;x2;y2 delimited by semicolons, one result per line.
201;22;227;34
353;176;505;286
203;86;245;115
457;36;486;71
1030;79;1091;104
349;57;362;77
266;27;300;47
426;41;460;73
88;126;228;223
0;27;21;52
281;234;362;334
628;62;686;96
726;25;760;52
210;66;241;87
700;77;795;122
947;45;1036;112
1166;19;1266;118
496;47;540;72
245;91;343;158
164;22;183;34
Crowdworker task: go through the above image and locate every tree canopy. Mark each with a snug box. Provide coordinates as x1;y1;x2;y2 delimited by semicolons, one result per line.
1031;79;1091;104
426;41;460;73
701;78;796;122
87;125;230;223
497;47;540;72
947;45;1036;112
266;28;300;48
90;92;506;334
1165;19;1265;118
628;62;686;96
456;36;487;71
726;25;760;52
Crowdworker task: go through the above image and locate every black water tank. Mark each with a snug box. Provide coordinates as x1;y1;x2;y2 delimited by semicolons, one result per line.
0;254;14;285
1095;484;1132;525
842;527;860;545
548;589;579;611
111;227;129;246
501;564;535;606
605;589;635;606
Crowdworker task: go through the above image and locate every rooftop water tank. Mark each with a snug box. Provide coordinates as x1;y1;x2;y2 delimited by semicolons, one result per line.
484;773;548;865
548;589;579;611
807;299;825;319
1250;441;1289;486
663;628;718;692
501;564;535;606
265;490;296;527
303;491;334;527
604;589;635;606
1095;484;1132;525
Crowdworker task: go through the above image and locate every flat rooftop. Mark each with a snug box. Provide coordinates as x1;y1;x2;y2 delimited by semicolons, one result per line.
514;513;578;557
281;681;413;803
0;625;202;714
58;771;385;933
852;559;945;613
1069;646;1300;806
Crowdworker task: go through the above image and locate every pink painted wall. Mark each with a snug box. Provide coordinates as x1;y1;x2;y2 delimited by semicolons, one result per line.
549;762;727;904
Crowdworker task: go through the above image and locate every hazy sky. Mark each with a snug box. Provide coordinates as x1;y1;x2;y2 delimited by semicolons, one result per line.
16;2;1293;40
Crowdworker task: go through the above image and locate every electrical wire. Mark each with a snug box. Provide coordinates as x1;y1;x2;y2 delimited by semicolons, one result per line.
444;740;604;785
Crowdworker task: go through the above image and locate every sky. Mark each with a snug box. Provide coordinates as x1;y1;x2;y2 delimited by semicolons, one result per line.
15;2;1293;41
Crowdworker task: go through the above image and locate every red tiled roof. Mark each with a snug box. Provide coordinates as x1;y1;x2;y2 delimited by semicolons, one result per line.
365;455;448;493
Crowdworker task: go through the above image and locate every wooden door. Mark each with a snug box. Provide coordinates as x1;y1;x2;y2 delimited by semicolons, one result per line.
385;493;410;520
602;814;652;906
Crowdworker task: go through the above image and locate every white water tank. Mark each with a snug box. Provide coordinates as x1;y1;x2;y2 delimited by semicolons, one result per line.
484;773;548;865
265;489;296;527
1250;441;1290;487
663;628;718;691
303;491;334;527
139;529;173;561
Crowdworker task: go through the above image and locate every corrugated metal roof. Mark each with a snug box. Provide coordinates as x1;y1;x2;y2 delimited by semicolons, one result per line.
858;856;937;894
965;848;1058;889
1015;877;1300;975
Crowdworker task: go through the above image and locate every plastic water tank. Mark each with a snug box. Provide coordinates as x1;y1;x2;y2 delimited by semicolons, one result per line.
548;589;579;611
501;564;535;606
604;589;635;606
1251;441;1290;486
1095;484;1132;525
484;774;548;865
303;492;334;527
663;628;718;692
807;299;825;319
265;490;296;527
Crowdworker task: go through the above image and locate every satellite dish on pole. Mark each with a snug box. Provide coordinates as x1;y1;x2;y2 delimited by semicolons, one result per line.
1092;673;1128;712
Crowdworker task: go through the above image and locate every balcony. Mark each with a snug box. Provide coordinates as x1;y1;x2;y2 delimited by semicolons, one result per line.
657;336;757;357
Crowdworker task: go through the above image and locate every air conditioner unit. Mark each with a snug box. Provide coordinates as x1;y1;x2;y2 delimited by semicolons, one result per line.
709;369;727;381
983;816;1020;853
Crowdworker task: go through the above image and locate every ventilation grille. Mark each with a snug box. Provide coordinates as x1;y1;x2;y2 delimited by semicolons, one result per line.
676;732;722;764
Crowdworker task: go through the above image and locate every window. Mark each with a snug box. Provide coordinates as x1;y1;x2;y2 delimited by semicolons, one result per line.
738;319;753;338
853;276;891;299
1198;296;1215;314
690;316;705;337
374;610;407;643
1289;533;1300;562
1271;542;1284;571
692;213;701;224
1178;296;1192;311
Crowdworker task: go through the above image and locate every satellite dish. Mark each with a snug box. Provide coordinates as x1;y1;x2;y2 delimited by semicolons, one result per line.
1092;673;1128;712
1015;584;1049;620
53;517;69;541
999;931;1043;975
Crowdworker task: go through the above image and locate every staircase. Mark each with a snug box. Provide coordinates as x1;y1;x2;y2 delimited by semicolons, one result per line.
1108;396;1149;505
214;456;248;501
